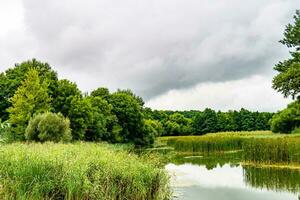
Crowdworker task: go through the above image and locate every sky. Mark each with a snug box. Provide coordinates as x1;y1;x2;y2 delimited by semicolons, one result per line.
0;0;298;112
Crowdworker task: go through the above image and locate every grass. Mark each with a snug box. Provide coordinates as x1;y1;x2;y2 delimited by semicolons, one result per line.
158;131;300;166
0;142;170;200
159;131;273;154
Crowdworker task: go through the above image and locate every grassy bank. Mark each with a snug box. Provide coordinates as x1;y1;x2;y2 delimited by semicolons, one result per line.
159;131;273;153
158;131;300;166
0;142;170;200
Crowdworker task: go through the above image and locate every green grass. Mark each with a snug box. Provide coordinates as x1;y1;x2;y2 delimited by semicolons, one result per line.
159;131;273;153
0;142;170;200
158;131;300;166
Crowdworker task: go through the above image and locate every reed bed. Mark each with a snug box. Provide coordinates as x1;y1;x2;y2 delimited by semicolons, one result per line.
243;137;300;164
159;131;272;154
159;131;300;165
0;142;170;200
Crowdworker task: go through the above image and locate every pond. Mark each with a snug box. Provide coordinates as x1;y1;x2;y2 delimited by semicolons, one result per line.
166;154;300;200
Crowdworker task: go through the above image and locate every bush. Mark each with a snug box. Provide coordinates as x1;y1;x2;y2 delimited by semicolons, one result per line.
270;101;300;133
25;112;72;142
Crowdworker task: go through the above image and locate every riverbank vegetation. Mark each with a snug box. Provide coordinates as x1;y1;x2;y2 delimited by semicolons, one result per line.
158;131;300;167
0;143;170;200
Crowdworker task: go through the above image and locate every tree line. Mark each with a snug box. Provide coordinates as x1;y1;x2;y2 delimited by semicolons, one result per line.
0;59;274;145
144;108;273;136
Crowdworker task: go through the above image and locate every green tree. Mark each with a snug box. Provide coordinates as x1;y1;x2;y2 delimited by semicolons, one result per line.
109;91;146;145
0;59;58;121
116;89;145;107
85;96;122;142
90;87;110;100
25;112;72;142
165;113;193;135
271;101;300;133
272;10;300;100
67;96;93;140
193;108;218;135
52;79;82;115
7;68;51;140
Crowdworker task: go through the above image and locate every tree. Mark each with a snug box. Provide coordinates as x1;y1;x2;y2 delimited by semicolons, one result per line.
84;96;122;142
272;10;300;100
52;79;82;116
67;96;93;140
0;59;58;121
116;89;145;107
271;101;300;133
90;87;110;100
164;113;193;135
25;112;72;142
109;91;145;145
7;68;51;140
193;108;218;135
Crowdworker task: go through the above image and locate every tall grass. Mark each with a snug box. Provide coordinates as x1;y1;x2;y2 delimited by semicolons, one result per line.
159;131;273;154
159;131;300;165
243;137;300;164
0;142;170;200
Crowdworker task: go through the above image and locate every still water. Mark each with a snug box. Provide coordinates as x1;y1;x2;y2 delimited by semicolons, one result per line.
166;155;300;200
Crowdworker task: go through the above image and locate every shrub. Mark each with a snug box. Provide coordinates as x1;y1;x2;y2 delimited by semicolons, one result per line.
25;112;72;142
270;101;300;133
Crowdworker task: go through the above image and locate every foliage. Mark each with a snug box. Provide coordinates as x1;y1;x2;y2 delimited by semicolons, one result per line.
52;79;82;116
85;96;122;143
146;108;273;136
0;120;10;143
273;10;300;100
67;96;93;140
270;101;300;133
0;143;170;200
90;87;110;100
7;68;52;140
116;89;145;107
25;112;72;142
0;59;58;121
193;108;218;135
109;91;145;145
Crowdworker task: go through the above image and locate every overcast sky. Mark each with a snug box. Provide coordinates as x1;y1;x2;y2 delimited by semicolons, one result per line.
0;0;298;112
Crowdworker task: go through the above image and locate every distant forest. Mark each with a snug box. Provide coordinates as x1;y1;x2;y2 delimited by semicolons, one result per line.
144;108;273;136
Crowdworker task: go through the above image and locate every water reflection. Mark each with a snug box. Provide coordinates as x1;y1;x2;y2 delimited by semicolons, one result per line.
244;166;300;193
166;155;300;200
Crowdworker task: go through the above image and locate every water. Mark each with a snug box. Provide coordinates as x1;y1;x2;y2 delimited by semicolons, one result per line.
166;155;300;200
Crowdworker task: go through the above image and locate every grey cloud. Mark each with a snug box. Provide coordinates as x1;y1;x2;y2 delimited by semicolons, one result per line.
15;0;300;99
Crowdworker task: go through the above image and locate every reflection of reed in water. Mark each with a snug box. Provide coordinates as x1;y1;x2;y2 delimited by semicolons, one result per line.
243;166;300;193
172;152;242;170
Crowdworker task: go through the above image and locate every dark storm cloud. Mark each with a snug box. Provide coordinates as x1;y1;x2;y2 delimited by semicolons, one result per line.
12;0;300;99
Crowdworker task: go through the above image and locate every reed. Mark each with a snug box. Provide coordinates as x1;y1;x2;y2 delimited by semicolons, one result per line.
159;131;300;165
0;142;170;200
